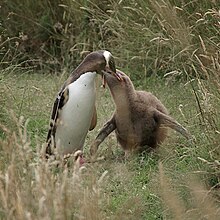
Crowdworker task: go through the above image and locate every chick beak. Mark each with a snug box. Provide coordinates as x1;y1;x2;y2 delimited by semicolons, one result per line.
104;66;123;81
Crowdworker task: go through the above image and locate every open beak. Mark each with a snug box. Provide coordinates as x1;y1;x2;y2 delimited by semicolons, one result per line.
113;71;123;81
101;68;123;88
106;66;122;81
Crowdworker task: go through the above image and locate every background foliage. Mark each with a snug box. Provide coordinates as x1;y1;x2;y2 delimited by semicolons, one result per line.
1;0;219;78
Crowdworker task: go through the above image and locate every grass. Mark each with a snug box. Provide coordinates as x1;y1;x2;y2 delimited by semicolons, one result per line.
0;67;219;219
1;0;219;79
0;0;220;218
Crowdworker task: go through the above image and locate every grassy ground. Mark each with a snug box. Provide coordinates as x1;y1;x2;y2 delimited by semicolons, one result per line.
0;67;219;219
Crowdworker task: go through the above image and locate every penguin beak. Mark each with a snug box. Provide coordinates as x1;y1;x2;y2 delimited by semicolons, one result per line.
101;74;107;88
104;66;123;81
101;68;123;88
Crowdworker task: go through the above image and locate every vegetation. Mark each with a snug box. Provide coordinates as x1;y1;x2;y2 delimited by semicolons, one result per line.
0;0;219;219
1;0;219;78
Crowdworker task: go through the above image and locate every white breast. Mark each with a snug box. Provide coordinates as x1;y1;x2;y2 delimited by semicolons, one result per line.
55;72;96;155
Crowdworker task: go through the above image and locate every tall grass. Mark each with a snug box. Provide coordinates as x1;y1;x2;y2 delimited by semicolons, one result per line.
0;117;219;219
0;68;219;219
0;0;220;219
159;163;220;220
1;0;219;78
0;118;153;219
0;118;102;219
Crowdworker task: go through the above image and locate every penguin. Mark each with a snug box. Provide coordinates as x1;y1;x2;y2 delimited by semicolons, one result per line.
46;50;121;157
90;69;192;157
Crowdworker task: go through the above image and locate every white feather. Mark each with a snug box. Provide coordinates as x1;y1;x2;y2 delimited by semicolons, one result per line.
55;72;96;155
103;50;111;66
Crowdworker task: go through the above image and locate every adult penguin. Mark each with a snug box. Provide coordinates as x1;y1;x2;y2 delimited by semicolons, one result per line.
46;50;121;157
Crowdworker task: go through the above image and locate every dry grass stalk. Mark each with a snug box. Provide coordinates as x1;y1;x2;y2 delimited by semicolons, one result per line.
189;178;220;220
149;0;192;50
0;118;111;219
159;162;220;219
159;162;186;220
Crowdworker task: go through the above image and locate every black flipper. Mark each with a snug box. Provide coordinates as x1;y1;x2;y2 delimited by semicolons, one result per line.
46;87;69;156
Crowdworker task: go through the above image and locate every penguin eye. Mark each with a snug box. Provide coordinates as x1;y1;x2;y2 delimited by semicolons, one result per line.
110;58;115;65
109;58;116;72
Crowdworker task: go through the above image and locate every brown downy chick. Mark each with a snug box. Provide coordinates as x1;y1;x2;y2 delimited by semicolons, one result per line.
90;69;192;157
